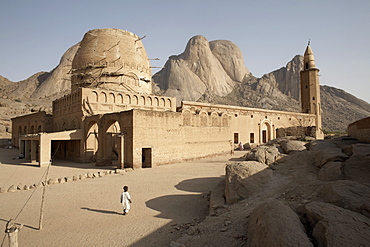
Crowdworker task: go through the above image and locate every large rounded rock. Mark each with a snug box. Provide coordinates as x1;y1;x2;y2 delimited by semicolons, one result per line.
317;161;343;181
343;143;370;185
247;200;313;247
317;180;370;218
313;148;348;168
245;145;280;165
225;161;272;204
280;140;306;154
298;201;370;247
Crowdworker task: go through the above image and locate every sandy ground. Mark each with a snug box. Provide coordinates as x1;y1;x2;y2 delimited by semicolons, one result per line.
0;147;248;247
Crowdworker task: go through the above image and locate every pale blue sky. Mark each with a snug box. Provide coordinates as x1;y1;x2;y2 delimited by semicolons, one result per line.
1;0;369;103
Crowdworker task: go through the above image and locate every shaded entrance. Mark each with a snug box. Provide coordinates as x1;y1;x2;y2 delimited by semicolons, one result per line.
142;148;152;168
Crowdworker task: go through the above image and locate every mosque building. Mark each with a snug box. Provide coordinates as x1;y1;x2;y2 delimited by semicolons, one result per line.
11;28;323;168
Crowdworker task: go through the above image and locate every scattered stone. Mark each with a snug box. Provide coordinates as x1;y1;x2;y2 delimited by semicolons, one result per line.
125;168;134;172
73;175;79;181
115;169;126;174
7;185;16;192
47;178;58;185
247;200;313;247
23;185;29;190
317;161;343;181
225;161;273;204
65;176;73;182
298;201;370;247
17;184;23;190
0;187;5;193
58;178;66;184
224;220;232;226
220;227;227;232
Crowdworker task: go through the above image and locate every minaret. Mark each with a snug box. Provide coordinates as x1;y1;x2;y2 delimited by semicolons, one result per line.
300;42;324;139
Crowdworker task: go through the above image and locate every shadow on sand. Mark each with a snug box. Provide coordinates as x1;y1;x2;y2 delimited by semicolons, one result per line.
80;207;121;215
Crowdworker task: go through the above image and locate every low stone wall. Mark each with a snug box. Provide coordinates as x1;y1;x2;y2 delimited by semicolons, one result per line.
0;168;134;194
348;116;370;143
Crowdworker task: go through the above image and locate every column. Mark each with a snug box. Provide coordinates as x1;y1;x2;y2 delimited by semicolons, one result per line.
118;135;125;169
39;133;51;167
25;141;30;160
31;140;37;163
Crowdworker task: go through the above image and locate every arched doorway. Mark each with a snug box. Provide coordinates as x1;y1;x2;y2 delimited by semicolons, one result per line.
103;120;120;164
86;121;98;162
260;120;272;143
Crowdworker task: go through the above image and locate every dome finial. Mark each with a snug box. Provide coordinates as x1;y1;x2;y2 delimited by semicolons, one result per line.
308;39;311;46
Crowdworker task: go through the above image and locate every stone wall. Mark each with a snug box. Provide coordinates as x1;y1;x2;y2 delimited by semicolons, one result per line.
348;117;370;143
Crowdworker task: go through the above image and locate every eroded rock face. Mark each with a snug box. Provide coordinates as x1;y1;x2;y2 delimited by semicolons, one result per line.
225;161;272;204
298;202;370;247
154;35;250;105
247;200;313;247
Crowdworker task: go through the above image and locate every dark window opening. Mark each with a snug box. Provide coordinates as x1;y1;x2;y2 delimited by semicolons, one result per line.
234;133;239;144
250;133;255;144
305;62;308;69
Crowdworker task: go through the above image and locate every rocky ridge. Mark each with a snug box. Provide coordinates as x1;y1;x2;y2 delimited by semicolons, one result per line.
1;34;370;137
154;35;370;132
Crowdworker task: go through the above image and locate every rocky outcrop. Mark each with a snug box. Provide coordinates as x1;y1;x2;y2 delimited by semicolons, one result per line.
342;143;370;185
247;200;313;247
6;43;78;101
154;35;250;104
2;32;370;134
154;36;370;132
280;140;307;154
317;161;343;181
225;161;272;204
245;145;281;165
298;202;370;247
317;180;370;218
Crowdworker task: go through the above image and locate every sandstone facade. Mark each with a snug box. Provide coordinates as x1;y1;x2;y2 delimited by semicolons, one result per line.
11;28;323;168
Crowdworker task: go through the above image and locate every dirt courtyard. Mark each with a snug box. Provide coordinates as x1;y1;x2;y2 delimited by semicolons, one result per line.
0;147;247;246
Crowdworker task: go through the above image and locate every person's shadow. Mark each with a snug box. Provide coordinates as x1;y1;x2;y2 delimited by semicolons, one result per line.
81;207;120;215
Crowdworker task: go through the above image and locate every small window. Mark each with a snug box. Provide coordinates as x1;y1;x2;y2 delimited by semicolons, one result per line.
234;133;239;144
250;133;255;144
251;115;253;118
305;62;309;69
312;96;315;100
305;85;308;89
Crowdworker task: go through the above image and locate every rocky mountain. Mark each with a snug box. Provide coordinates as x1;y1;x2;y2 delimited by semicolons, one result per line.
154;35;370;132
1;34;369;137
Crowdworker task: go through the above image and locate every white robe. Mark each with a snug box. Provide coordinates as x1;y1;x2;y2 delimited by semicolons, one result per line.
121;191;131;212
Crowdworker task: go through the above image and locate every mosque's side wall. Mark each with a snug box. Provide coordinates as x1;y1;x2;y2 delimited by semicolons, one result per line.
348;117;370;143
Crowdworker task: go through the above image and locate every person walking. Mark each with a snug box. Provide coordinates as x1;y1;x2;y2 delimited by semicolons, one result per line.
120;186;132;215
